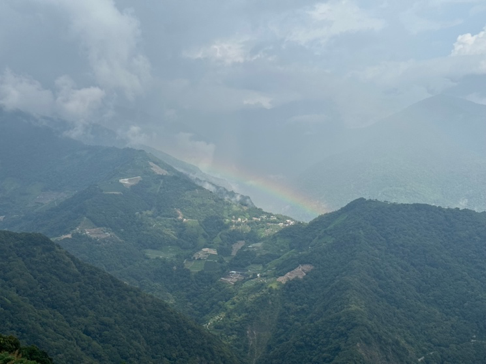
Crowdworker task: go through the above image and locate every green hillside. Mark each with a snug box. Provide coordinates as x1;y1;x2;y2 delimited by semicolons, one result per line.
256;199;486;363
0;230;239;364
0;115;294;335
0;114;137;219
3;113;486;363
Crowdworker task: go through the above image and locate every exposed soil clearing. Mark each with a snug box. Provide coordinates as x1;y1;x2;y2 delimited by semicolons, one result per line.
119;176;142;187
149;162;168;175
193;248;218;260
277;264;314;284
220;271;245;284
232;241;245;256
34;191;68;204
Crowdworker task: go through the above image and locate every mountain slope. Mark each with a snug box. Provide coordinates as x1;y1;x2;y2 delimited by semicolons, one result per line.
0;115;294;331
0;230;239;364
256;199;486;363
0;111;139;219
295;95;486;211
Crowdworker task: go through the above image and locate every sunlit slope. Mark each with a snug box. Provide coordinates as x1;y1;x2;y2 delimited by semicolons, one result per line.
295;95;486;211
255;199;486;363
0;230;239;364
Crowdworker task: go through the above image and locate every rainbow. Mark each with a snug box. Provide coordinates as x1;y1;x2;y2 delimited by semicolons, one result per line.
152;144;328;219
202;161;328;218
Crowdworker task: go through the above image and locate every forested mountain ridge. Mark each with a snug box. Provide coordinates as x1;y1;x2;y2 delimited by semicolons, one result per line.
2;112;486;363
0;230;239;364
0;113;136;219
0;112;255;225
255;199;486;363
0;113;295;361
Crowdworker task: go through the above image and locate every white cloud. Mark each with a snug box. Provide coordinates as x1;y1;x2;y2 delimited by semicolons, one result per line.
39;0;151;100
243;96;273;109
451;27;486;55
284;0;385;47
55;75;105;123
352;44;486;112
354;26;486;92
0;69;54;116
186;39;248;65
0;69;106;133
124;125;148;145
184;37;273;66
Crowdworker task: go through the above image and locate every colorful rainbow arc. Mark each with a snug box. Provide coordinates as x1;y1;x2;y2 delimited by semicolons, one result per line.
203;162;328;217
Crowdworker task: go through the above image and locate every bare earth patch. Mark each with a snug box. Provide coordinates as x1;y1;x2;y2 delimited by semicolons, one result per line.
231;240;245;256
34;191;68;204
119;176;142;188
277;264;314;284
193;248;218;260
81;227;121;242
149;162;168;175
175;209;183;220
220;271;246;284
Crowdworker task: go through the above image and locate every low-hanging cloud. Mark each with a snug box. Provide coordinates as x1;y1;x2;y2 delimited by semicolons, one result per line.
55;76;106;124
0;69;54;116
0;69;105;135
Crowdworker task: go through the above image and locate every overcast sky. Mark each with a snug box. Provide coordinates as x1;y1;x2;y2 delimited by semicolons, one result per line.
1;0;485;167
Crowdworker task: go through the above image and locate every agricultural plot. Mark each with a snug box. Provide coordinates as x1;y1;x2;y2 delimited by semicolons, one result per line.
185;259;206;272
144;246;184;259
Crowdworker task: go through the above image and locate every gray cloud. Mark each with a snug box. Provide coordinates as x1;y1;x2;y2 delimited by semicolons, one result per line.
0;69;106;136
37;0;151;100
1;0;486;174
0;69;54;116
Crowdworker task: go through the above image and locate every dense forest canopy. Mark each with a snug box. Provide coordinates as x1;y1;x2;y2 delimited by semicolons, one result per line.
0;231;239;364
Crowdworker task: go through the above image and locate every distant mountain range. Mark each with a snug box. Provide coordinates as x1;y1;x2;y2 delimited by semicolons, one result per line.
293;95;486;213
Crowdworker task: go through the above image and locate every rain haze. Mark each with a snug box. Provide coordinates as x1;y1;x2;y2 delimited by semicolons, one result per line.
1;0;486;220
